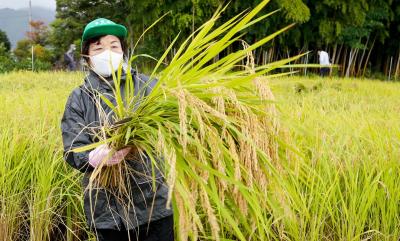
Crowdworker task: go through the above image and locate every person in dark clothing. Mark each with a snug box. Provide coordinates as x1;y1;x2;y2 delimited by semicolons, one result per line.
61;18;173;241
64;44;77;71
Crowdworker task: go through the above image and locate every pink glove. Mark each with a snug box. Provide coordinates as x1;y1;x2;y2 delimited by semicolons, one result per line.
88;144;131;168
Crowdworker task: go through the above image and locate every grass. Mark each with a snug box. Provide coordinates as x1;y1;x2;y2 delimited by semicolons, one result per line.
0;71;399;240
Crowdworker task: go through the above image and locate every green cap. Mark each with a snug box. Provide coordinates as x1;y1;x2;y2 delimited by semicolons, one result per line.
82;18;127;42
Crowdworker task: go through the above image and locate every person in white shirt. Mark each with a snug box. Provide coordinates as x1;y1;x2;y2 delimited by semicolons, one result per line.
318;50;330;77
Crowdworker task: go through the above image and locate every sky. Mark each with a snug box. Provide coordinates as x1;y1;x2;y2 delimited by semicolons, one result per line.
0;0;56;10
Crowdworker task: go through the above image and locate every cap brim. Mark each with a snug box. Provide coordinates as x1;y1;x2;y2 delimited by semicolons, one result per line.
82;24;127;41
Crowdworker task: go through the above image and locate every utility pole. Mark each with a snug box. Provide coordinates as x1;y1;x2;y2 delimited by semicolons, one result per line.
29;0;34;71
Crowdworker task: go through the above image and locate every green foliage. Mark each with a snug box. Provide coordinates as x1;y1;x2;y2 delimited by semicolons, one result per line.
13;40;52;64
50;0;309;61
276;0;310;23
13;39;31;60
0;42;15;74
306;0;393;47
45;0;400;75
15;58;53;71
0;43;9;57
0;55;15;73
0;29;11;52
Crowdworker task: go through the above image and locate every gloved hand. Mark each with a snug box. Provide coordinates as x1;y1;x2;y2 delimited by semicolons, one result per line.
88;144;131;168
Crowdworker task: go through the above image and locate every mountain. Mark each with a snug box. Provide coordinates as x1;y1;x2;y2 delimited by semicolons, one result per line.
0;7;55;49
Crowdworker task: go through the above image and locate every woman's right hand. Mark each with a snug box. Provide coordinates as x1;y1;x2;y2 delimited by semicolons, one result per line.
88;144;131;167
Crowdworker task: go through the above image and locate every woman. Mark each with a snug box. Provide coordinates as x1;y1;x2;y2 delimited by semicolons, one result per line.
61;18;174;241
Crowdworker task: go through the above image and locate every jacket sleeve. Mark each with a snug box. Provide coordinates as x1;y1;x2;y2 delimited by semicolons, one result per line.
61;89;94;173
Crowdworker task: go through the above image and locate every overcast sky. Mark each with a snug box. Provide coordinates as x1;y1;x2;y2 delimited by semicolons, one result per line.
0;0;56;10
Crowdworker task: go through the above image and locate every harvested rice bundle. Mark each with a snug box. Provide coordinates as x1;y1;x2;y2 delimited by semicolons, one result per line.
74;1;299;240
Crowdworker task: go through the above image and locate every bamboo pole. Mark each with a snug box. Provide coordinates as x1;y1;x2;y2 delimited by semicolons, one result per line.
388;56;393;81
395;48;400;81
256;48;262;65
351;48;359;76
330;44;337;76
305;52;309;76
269;44;275;63
362;36;376;78
337;44;343;70
357;36;369;77
384;57;388;77
342;47;348;76
346;48;355;78
287;49;293;76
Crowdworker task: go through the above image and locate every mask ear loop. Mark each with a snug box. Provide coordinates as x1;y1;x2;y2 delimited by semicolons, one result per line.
80;41;85;71
80;53;93;72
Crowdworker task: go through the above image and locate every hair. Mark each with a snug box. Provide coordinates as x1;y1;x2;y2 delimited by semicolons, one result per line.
81;35;128;65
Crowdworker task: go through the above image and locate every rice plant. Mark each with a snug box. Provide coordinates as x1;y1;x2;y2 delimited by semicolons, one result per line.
0;71;89;241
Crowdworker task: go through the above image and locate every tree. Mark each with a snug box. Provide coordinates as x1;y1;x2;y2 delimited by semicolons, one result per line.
49;0;400;78
0;29;11;52
13;20;53;70
13;39;52;62
13;39;31;60
49;0;128;61
50;0;309;65
26;20;50;46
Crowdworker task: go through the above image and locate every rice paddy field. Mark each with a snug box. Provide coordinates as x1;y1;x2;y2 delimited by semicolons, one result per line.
0;71;399;241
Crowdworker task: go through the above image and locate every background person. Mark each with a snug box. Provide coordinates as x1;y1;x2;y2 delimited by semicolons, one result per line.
64;44;77;71
318;50;331;77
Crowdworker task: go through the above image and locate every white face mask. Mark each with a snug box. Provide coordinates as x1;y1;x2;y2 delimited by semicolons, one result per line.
90;49;124;77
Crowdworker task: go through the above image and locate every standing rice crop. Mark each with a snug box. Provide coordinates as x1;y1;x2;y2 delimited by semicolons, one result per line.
0;71;89;241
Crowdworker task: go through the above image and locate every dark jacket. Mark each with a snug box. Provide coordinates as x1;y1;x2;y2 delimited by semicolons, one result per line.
61;70;173;230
